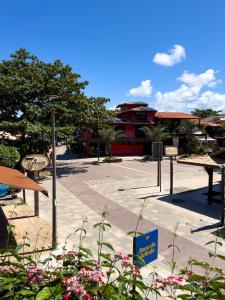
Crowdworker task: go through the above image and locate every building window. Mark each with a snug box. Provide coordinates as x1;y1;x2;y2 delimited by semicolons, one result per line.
135;112;147;121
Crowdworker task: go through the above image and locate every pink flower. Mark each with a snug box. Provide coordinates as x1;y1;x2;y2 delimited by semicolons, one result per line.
132;266;141;278
26;265;49;284
78;268;105;285
0;265;17;273
56;254;63;261
62;276;88;298
115;252;132;268
66;251;76;258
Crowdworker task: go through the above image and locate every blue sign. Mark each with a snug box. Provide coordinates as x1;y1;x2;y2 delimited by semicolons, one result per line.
133;229;158;268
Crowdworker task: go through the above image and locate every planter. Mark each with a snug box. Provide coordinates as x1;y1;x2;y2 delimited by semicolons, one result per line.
103;157;122;163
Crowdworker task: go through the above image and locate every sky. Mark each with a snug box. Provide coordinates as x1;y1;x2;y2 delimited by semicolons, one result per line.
1;0;225;113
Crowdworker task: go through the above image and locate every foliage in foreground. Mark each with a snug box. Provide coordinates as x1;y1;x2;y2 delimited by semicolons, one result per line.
0;212;225;299
0;145;20;167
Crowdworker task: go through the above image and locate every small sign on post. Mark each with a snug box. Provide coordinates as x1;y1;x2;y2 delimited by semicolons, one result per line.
21;154;49;216
21;154;49;172
165;146;178;157
133;229;158;269
165;146;178;195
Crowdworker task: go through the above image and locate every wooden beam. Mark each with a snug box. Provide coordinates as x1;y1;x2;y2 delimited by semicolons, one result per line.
205;167;213;205
170;156;174;195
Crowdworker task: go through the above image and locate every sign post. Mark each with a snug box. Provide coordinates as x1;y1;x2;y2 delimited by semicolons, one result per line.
165;146;178;195
133;229;158;269
21;154;49;216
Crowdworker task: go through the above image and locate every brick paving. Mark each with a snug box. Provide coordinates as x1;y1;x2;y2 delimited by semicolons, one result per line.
0;204;52;253
19;146;225;280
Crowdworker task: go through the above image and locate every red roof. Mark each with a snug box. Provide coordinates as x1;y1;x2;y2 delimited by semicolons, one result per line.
155;112;200;119
0;166;48;196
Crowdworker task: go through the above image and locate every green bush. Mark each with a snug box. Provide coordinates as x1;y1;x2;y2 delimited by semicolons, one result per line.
0;145;20;168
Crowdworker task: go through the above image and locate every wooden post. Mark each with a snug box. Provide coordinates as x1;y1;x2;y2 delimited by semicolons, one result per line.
23;189;26;204
34;171;39;216
206;167;213;205
170;156;173;195
220;167;225;226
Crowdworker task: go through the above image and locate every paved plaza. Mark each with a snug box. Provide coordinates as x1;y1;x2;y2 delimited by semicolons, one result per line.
25;146;225;280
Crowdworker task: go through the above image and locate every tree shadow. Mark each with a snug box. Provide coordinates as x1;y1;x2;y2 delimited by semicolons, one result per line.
0;207;17;249
212;227;225;239
118;185;157;191
56;162;89;178
158;184;221;220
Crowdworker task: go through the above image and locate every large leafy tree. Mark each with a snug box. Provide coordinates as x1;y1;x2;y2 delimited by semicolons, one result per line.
192;108;222;118
0;49;110;155
177;121;199;154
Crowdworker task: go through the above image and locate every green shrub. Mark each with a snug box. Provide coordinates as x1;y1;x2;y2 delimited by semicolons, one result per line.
0;145;20;168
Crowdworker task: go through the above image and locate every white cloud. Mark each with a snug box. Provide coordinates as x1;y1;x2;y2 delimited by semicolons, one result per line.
127;80;153;97
152;68;225;112
197;91;225;111
153;44;185;67
178;69;221;88
154;84;200;112
153;85;225;113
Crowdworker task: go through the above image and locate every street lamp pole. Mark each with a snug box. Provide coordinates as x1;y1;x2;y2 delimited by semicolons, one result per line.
51;108;57;248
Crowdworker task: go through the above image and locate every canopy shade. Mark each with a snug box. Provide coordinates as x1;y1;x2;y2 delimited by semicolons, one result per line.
177;155;225;168
0;166;48;197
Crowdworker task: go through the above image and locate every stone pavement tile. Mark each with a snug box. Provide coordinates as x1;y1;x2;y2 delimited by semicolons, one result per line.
91;176;225;257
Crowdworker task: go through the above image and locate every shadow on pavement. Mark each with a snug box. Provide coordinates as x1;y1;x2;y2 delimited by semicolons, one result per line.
0;207;17;249
191;222;222;233
118;185;157;191
56;162;89;178
212;227;225;239
158;185;221;220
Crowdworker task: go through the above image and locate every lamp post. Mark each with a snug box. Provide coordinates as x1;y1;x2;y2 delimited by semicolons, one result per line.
51;108;57;248
94;104;100;164
47;95;59;249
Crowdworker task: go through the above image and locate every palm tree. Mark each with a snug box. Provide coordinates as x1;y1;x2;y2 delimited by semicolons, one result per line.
99;128;125;157
141;126;170;142
176;121;198;154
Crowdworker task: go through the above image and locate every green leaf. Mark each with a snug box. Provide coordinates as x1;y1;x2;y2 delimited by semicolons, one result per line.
18;289;35;296
217;254;225;261
36;289;51;300
101;242;115;251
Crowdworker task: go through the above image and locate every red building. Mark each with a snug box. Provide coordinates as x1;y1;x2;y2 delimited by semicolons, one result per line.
81;101;200;156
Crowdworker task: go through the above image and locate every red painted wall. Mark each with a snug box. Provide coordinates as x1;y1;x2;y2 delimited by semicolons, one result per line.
125;124;135;138
111;143;143;155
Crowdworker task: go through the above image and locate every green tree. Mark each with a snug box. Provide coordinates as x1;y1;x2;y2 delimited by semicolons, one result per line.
0;145;20;167
0;49;111;155
192;108;222;118
99;128;125;157
177;121;198;154
141;126;170;142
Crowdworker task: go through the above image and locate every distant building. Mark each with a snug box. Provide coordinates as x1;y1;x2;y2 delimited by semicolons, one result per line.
80;101;200;156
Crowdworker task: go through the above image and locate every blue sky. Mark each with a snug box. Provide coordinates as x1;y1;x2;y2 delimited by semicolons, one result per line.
1;0;225;112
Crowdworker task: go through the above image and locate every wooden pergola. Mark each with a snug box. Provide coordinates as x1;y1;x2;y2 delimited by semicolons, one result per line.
177;149;225;225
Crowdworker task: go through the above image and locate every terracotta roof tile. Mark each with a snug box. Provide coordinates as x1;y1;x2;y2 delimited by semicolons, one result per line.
155;112;200;119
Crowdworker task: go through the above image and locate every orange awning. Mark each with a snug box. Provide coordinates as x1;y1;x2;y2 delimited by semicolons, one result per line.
0;166;48;197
